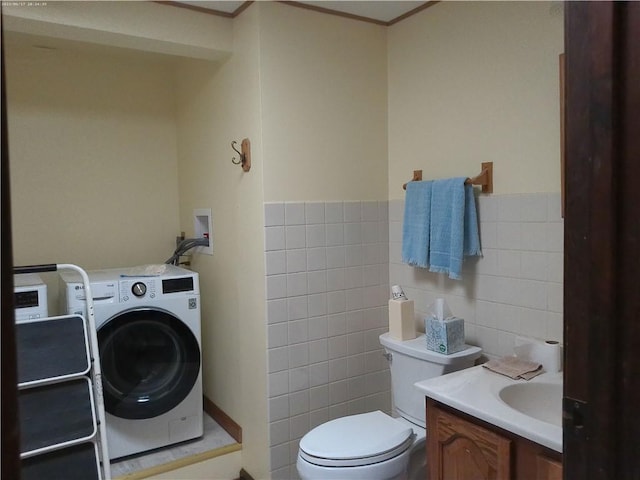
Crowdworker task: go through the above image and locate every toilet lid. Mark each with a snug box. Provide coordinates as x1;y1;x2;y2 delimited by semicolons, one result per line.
299;411;414;467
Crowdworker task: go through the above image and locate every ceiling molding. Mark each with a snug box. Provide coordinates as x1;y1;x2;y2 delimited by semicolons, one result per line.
232;1;254;17
280;1;388;26
157;1;439;25
154;1;253;18
387;1;439;26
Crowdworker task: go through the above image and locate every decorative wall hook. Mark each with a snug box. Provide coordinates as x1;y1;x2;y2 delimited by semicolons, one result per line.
231;138;251;172
231;141;242;163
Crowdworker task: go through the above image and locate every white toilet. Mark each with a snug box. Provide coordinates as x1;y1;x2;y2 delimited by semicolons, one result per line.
296;332;482;480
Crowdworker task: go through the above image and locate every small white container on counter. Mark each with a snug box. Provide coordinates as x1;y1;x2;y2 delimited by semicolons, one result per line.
388;285;416;341
389;298;416;341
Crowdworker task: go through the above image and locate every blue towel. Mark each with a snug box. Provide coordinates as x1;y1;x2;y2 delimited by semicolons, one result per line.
428;178;481;280
402;181;433;268
463;184;482;257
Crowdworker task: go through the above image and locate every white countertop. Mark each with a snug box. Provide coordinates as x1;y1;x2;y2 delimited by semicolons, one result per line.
415;365;563;453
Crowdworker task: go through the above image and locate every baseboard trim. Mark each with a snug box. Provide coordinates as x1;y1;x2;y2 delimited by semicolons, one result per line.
203;396;242;444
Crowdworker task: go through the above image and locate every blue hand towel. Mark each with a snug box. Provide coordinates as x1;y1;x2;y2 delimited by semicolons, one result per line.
402;181;433;268
428;178;481;280
463;183;482;257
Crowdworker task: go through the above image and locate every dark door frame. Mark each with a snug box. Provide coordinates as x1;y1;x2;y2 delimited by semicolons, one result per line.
564;2;640;479
1;10;21;480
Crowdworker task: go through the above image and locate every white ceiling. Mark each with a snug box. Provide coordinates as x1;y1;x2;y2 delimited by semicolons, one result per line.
4;1;430;61
177;1;429;23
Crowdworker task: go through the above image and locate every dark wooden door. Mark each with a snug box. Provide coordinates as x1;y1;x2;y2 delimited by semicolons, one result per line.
564;2;640;479
1;10;21;480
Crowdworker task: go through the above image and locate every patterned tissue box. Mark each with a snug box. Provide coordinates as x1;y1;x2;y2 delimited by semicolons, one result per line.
425;316;465;354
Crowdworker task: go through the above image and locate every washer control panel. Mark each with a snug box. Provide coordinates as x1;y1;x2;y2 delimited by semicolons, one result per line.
118;275;197;302
60;265;199;313
131;282;147;297
120;279;157;302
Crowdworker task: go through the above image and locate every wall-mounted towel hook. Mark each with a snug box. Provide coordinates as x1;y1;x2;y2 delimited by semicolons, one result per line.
231;138;251;172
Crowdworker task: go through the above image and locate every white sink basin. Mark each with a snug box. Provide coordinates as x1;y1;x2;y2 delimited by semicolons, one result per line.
498;383;562;427
415;366;563;452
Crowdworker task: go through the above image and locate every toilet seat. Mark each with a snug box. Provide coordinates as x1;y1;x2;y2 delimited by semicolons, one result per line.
299;411;414;468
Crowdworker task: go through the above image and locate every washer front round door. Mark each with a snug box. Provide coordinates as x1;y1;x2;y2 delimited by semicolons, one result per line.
98;308;201;420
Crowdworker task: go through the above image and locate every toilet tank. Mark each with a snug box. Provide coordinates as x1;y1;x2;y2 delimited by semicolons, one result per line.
379;333;482;428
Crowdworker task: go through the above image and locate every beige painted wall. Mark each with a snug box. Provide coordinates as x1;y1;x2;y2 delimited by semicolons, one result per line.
6;43;180;274
174;56;241;417
231;7;271;477
174;4;269;477
259;2;388;202
388;1;564;198
174;4;389;476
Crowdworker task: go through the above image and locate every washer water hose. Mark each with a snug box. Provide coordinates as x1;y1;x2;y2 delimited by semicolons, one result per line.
165;237;210;266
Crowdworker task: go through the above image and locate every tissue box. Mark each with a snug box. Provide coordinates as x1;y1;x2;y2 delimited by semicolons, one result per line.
425;316;465;354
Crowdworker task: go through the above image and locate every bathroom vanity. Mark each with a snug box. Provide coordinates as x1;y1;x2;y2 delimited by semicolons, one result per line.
415;365;563;480
426;399;561;480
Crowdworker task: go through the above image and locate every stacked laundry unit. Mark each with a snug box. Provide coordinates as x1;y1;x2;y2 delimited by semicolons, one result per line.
14;266;110;480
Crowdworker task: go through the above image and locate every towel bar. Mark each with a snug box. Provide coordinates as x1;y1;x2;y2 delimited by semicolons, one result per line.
402;162;493;193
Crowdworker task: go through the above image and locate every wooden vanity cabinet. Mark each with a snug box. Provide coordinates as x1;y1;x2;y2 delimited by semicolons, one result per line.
426;398;562;480
427;399;511;480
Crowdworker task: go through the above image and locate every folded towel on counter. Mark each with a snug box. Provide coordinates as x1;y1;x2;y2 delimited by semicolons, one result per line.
428;178;482;280
402;181;433;268
483;356;543;380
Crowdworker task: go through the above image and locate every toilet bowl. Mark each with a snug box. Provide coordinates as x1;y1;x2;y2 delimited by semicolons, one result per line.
296;411;424;480
296;333;482;480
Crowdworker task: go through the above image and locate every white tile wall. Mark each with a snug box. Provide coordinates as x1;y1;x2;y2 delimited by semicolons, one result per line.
265;201;391;479
265;193;563;478
389;192;564;360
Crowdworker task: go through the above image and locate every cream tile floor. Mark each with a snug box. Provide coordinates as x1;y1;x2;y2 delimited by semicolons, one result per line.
111;413;237;479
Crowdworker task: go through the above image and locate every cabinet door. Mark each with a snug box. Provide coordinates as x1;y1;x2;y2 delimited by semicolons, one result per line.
428;402;512;480
536;455;563;480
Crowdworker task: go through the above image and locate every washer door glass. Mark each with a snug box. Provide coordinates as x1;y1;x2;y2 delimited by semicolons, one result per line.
98;308;200;420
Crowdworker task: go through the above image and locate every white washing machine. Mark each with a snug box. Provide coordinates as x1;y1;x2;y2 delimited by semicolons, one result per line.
60;265;203;460
14;273;48;321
